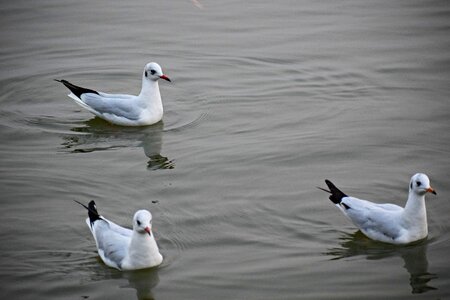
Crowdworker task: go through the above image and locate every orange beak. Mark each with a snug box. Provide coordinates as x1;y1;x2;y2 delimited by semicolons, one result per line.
426;187;437;195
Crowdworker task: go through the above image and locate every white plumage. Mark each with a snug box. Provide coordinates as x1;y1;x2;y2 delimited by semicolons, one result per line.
319;173;437;244
56;62;171;126
76;200;163;270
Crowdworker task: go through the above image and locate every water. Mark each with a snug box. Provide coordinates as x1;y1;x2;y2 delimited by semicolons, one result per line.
1;0;449;299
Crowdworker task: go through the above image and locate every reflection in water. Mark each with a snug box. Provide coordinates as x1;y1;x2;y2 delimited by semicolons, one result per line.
4;250;160;300
88;263;160;300
139;127;174;170
327;231;437;294
62;117;174;170
122;269;160;300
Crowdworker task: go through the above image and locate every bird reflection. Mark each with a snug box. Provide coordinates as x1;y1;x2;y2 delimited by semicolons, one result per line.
87;262;160;300
326;231;437;294
122;268;160;300
62;117;174;170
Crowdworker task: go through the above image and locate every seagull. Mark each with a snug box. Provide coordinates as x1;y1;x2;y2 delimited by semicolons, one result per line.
75;200;163;270
318;173;437;245
56;62;171;126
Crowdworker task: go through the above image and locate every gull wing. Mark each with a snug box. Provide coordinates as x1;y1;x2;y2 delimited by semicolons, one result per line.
87;217;132;270
341;197;404;242
79;92;142;121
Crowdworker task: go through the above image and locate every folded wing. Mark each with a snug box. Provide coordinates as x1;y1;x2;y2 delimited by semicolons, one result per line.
88;218;132;270
79;93;141;121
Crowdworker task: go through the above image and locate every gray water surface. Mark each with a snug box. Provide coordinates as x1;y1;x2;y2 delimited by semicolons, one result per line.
1;1;449;299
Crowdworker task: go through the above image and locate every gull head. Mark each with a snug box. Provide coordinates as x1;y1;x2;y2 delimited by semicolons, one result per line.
409;173;436;196
133;210;153;236
144;62;171;82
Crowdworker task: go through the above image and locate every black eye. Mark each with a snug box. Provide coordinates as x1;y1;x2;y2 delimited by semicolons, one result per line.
416;181;422;187
137;220;141;226
150;70;156;75
145;71;148;77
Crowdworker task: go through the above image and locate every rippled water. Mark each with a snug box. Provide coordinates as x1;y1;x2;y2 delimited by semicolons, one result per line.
1;0;449;299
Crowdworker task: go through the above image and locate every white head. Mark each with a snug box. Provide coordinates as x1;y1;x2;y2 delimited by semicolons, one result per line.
143;62;171;82
133;210;153;236
409;173;436;196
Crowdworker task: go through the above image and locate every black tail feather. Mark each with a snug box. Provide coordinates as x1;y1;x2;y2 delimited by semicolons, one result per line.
55;79;99;99
74;200;102;224
318;180;348;204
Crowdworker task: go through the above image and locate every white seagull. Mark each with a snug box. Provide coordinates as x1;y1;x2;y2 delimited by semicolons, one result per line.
56;62;171;126
319;173;437;245
75;200;163;270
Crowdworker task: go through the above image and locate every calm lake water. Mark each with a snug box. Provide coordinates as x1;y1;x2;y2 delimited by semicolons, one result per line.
1;0;449;299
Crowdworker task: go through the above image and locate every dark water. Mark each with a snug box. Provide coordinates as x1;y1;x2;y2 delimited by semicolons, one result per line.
1;0;449;299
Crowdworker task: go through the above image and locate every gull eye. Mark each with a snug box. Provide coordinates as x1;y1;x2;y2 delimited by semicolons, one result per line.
150;70;156;75
416;181;422;187
137;220;141;226
145;71;148;77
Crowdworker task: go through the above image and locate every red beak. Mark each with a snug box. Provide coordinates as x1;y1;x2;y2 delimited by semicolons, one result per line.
144;226;152;236
159;75;171;82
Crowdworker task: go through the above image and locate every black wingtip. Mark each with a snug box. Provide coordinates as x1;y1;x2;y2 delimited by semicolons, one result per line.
73;200;102;224
55;79;99;98
316;186;331;193
323;179;348;204
73;199;89;210
87;200;101;224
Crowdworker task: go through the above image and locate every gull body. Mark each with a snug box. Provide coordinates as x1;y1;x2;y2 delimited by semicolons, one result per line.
56;62;171;126
319;173;436;245
76;200;163;270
